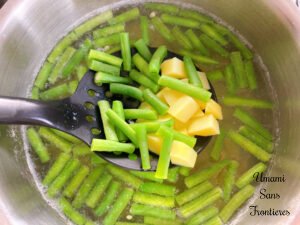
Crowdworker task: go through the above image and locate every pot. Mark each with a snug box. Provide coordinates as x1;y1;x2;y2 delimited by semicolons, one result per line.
0;0;300;224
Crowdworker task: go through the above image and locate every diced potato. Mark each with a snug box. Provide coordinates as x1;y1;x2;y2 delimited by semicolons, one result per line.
147;135;163;155
156;88;168;103
191;109;205;119
205;99;223;120
173;118;187;130
168;95;199;123
196;100;206;110
188;114;220;136
139;102;153;110
162;88;184;106
170;140;197;167
177;128;190;135
161;57;187;79
198;72;210;90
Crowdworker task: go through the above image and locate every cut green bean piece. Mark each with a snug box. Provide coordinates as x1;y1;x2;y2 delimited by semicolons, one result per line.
244;60;258;90
95;180;121;216
158;76;212;102
112;100;128;142
98;100;118;141
38;127;73;153
91;139;135;154
223;96;273;109
94;72;131;85
43;153;71;186
199;34;229;57
139;182;175;197
184;56;203;87
63;165;89;198
178;50;219;65
89;60;120;76
72;166;105;209
176;181;214;206
151;17;174;42
178;9;214;23
116;222;144;225
31;86;40;100
50;129;81;144
91;153;107;166
48;158;80;197
186;206;219;225
179;187;223;218
179;166;192;177
161;14;200;28
223;160;239;202
144;216;182;225
131;119;174;133
129;69;159;93
140;16;150;45
206;70;223;82
93;23;125;39
66;80;78;93
227;32;253;60
134;39;152;62
228;130;271;162
72;143;91;156
236;162;267;188
203;216;222;225
130;171;163;183
108;8;140;25
130;203;176;220
103;188;134;225
167;167;180;183
106;45;122;54
85;220;97;225
200;24;228;46
34;62;53;90
210;129;226;161
110;83;143;101
145;3;180;14
120;32;132;71
89;49;123;67
149;45;167;76
60;198;86;225
40;83;70;100
143;89;169;115
185;29;209;55
135;124;151;170
132;53;159;82
86;173;112;208
211;23;230;35
219;185;255;223
233;108;273;141
133;191;175;208
107;164;143;189
185;160;230;188
94;33;120;48
224;64;237;94
27;128;50;163
172;26;193;50
76;65;88;81
230;51;248;88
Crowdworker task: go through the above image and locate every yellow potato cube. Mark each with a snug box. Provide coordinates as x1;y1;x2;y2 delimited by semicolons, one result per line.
156;88;167;103
139;102;152;110
168;95;200;123
161;57;187;79
176;128;189;135
192;109;205;119
162;88;184;106
188;114;220;136
170;140;197;168
205;99;223;120
198;72;210;90
173;118;187;130
147;134;162;155
196;100;206;110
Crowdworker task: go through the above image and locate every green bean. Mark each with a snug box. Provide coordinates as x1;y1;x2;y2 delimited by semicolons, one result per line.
172;26;193;50
42;153;71;186
120;32;132;71
112;100;128;142
233;108;273;141
176;181;214;206
178;50;219;65
76;65;88;81
103;188;134;225
130;203;176;220
116;223;144;225
158;76;212;102
106;45;122;54
210;129;226;161
31;86;40;100
199;34;229;57
131;119;173;133
186;206;219;225
179;167;192;177
133;191;175;208
85;173;113;208
85;220;97;225
223;160;239;202
227;32;253;60
129;69;159;93
91;153;107;166
88;49;123;67
34;62;53;89
132;54;159;82
38;127;73;153
155;126;174;179
72;143;91;156
244;60;258;90
178;9;214;24
94;72;131;85
72;166;105;209
219;185;255;223
39;83;70;100
108;8;140;25
211;23;230;35
206;70;223;82
50;129;80;144
93;23;125;39
98;100;118;141
144;3;180;14
224;64;237;94
26;128;50;163
161;14;200;28
185;29;209;56
106;109;138;145
200;24;228;46
228;130;271;162
48;47;76;84
107;164;143;189
140;16;150;45
63;165;89;198
91;139;135;154
184;56;203;87
143;89;169;115
89;60;120;76
110;83;143;101
68;80;78;94
94;33;120;48
235;162;267;188
130;171;163;183
167;167;180;183
94;181;120;216
139;182;175;197
144;216;182;225
185;160;230;188
48;158;80;197
60;198;86;225
202;216;222;225
149;45;167;76
151;17;174;42
223;96;273;109
230;51;248;88
179;187;223;218
135;124;151;170
134;39;152;62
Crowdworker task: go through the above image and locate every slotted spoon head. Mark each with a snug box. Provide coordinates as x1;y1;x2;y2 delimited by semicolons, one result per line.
62;48;217;171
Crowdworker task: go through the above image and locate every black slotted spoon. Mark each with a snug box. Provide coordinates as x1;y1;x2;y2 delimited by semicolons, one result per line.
0;48;217;170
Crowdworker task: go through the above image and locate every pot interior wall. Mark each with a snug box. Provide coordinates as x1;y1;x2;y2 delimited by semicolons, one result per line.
0;0;299;224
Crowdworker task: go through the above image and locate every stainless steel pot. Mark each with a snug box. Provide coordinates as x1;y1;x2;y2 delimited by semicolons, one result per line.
0;0;300;224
